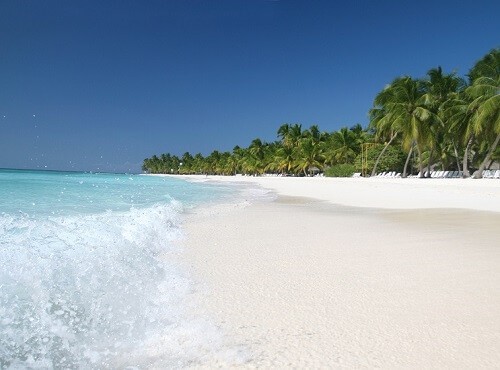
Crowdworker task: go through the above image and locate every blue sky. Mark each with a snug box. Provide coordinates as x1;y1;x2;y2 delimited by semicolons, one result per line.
1;0;498;172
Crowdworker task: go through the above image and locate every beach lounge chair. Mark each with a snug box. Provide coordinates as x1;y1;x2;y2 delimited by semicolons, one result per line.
484;170;494;178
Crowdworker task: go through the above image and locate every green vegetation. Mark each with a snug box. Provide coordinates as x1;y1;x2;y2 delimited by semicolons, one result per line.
324;164;357;178
143;48;499;178
356;145;406;174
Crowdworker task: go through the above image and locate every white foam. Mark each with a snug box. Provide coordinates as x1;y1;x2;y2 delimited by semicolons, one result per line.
0;202;243;367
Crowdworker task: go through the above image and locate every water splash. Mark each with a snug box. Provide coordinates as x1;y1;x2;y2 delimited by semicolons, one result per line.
0;202;240;368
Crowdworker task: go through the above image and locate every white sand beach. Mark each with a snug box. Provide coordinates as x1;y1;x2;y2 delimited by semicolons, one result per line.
183;175;500;213
177;176;500;368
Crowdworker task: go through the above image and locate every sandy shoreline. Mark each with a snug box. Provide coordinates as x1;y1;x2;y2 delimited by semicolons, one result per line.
175;175;500;213
173;176;500;367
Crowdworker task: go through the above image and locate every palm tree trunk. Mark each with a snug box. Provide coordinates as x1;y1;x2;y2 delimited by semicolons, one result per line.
426;148;434;178
462;135;474;178
473;133;500;179
402;144;414;178
416;146;425;178
452;141;461;172
487;159;494;170
371;132;398;177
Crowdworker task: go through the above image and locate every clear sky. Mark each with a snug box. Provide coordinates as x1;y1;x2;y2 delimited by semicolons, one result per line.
1;0;499;173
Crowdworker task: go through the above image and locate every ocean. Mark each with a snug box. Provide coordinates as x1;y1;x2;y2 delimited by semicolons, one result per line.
0;169;241;368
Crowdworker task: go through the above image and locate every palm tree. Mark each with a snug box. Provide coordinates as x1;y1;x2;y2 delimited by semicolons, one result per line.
206;150;222;174
289;124;303;146
371;76;438;177
295;137;325;176
467;49;500;178
160;153;172;173
180;152;194;173
277;123;291;146
248;138;266;161
266;146;296;174
350;123;371;146
192;153;205;174
443;89;477;176
303;124;325;145
241;154;263;175
218;152;234;175
326;127;358;164
368;106;399;176
143;155;161;173
278;123;303;148
232;145;246;174
423;67;465;176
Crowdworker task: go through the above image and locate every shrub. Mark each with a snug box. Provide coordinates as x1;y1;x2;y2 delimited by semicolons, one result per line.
324;164;356;177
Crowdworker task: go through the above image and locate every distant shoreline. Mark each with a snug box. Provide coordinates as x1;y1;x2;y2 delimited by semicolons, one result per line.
151;174;500;213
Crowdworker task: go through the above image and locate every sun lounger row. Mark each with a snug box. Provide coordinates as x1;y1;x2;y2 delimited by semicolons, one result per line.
374;170;463;178
482;170;500;179
374;171;401;178
430;170;462;178
408;170;463;178
372;169;500;178
425;170;500;178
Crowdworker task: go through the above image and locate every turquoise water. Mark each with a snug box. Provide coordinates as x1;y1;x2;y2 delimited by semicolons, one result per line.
0;169;237;368
0;169;230;216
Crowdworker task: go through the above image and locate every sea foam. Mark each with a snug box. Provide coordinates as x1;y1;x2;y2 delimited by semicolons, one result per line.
0;171;242;368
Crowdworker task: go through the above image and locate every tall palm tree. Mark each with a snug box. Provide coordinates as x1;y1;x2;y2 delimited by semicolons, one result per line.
423;67;465;176
443;89;477;176
371;76;438;177
368;106;399;176
467;48;500;178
